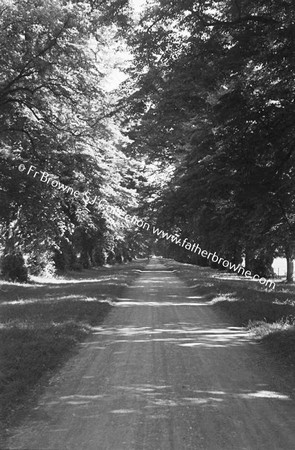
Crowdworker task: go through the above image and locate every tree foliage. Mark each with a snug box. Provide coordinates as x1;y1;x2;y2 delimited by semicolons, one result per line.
124;0;295;280
2;0;295;281
0;0;142;278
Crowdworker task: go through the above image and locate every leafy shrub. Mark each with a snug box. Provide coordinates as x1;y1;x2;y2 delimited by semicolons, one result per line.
1;252;28;282
26;250;56;277
53;239;77;272
53;248;66;272
92;247;107;266
79;249;91;268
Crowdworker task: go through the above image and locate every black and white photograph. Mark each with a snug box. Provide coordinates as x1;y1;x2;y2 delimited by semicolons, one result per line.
1;0;295;449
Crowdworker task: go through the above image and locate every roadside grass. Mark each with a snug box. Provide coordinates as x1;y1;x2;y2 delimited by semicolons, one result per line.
248;317;295;337
0;260;147;440
163;259;295;368
247;318;295;368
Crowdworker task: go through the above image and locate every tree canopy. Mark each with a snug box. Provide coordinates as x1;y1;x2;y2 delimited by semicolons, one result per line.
122;0;295;281
1;0;295;281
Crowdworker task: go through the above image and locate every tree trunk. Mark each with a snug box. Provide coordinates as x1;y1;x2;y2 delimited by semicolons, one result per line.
286;257;294;283
245;249;254;273
285;244;294;283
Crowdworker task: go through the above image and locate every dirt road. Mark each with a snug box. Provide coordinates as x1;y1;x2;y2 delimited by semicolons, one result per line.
7;259;295;450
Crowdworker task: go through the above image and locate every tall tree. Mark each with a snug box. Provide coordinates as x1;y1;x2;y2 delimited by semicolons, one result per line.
0;0;140;276
124;0;295;280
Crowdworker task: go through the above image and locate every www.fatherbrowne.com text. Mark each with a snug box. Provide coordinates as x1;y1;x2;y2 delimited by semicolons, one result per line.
151;226;275;290
124;215;275;290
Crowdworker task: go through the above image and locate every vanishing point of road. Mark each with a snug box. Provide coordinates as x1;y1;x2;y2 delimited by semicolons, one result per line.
7;259;295;450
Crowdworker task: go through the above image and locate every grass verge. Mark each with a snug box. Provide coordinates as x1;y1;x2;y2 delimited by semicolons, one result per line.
247;319;295;369
0;259;147;443
163;258;295;369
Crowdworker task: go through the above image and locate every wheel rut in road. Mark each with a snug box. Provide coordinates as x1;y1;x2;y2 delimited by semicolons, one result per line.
7;259;295;450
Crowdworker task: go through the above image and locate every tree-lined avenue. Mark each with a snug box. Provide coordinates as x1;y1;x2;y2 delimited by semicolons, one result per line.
7;259;295;450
